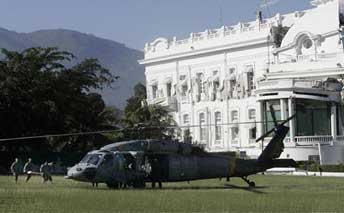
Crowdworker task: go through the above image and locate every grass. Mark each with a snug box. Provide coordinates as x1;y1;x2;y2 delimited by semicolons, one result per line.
1;175;344;212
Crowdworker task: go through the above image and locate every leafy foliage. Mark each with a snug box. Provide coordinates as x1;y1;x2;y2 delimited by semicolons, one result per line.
123;83;178;140
0;47;119;152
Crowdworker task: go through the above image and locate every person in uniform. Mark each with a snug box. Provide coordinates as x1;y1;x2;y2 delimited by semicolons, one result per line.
40;161;53;183
151;158;162;189
23;158;33;182
10;158;20;183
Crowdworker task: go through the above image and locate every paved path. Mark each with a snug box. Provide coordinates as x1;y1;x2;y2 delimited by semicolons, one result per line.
266;168;344;177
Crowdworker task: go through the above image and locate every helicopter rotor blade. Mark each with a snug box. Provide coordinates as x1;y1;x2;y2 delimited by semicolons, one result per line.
255;113;296;143
255;128;275;142
269;104;278;127
278;113;296;126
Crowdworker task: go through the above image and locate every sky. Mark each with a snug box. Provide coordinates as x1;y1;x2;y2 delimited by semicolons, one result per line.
0;0;313;51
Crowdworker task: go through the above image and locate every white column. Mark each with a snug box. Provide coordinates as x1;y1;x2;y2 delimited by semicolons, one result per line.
258;101;265;137
288;98;295;143
331;104;337;138
280;99;287;120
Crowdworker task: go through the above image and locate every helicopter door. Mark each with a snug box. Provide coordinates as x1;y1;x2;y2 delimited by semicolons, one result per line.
97;154;115;181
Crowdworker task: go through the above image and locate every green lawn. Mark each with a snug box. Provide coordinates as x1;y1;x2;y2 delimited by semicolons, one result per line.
0;175;344;212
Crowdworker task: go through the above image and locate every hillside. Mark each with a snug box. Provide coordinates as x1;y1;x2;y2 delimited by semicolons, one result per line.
0;27;144;109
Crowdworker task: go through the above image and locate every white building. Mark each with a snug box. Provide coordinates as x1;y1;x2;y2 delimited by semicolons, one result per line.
139;0;344;164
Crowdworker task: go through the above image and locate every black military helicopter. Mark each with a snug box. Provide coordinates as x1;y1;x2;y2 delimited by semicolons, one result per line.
66;106;297;189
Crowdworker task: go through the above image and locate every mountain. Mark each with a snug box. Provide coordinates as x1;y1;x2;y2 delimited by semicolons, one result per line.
0;27;144;109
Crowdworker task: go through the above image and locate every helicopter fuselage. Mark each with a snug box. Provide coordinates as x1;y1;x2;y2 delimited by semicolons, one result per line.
66;149;293;188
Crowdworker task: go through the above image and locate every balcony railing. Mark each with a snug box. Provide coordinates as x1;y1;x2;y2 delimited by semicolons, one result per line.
148;96;178;111
258;135;344;146
295;135;333;145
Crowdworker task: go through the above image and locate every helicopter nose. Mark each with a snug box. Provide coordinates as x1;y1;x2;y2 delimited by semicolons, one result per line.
65;165;97;181
82;167;97;180
65;166;83;180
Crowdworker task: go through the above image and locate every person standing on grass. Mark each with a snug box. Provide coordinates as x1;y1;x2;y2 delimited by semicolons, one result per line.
303;163;309;176
40;161;53;183
10;158;20;183
23;158;33;182
319;166;323;176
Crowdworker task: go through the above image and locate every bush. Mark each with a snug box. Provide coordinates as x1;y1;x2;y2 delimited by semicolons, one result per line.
297;162;344;172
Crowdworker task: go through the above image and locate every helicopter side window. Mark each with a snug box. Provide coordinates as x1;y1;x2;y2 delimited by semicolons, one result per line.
125;154;136;170
86;154;103;165
101;154;114;166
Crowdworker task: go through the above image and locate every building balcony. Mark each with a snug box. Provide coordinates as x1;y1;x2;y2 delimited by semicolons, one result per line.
256;78;342;102
147;96;178;111
269;52;344;75
257;79;335;91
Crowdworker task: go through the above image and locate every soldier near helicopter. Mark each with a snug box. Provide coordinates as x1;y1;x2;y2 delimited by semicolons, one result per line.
40;161;53;183
10;158;20;183
151;158;162;189
23;158;33;182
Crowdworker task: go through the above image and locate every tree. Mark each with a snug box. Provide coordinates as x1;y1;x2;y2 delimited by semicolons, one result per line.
0;47;119;152
123;83;178;140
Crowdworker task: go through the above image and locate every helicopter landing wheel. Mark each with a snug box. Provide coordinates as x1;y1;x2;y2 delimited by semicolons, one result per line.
133;180;146;189
241;176;255;188
106;181;119;189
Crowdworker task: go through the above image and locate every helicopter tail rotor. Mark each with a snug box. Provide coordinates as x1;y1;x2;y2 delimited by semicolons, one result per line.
255;105;296;143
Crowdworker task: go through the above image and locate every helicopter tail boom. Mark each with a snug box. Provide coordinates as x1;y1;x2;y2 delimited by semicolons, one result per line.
271;159;298;168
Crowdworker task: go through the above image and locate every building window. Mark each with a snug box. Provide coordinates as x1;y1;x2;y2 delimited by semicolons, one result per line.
248;109;256;120
197;73;205;94
152;85;158;99
295;99;331;136
183;129;192;143
215;112;222;141
303;39;313;49
246;65;255;94
179;75;188;97
231;110;238;122
181;84;188;96
183;114;189;125
249;127;256;140
231;127;239;143
166;82;172;97
199;113;206;141
229;67;236;75
247;72;255;91
264;100;281;133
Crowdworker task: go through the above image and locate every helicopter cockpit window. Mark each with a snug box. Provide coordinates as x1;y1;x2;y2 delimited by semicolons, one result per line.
101;154;114;166
80;154;103;165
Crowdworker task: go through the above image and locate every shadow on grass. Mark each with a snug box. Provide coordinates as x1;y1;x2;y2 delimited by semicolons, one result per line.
223;184;268;194
72;183;269;194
